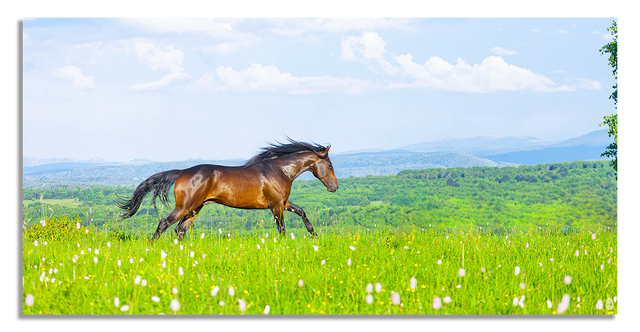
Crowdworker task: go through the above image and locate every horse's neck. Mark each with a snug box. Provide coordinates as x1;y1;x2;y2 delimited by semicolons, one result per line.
273;153;316;181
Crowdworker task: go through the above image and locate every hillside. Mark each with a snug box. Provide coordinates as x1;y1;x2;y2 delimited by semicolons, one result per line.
22;161;616;232
299;151;516;180
23;152;514;189
22;159;245;189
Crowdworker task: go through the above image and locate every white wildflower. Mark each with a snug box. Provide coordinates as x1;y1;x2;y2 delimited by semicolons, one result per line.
238;299;246;311
515;266;520;276
596;299;603;310
229;286;235;296
366;294;373;304
264;305;271;314
178;267;183;276
170;299;181;312
443;295;451;304
152;296;160;302
298;279;304;287
211;286;219;296
349;246;355;251
161;250;167;259
172;287;178;295
391;292;400;305
433;297;442;309
120;305;129;312
564;275;571;285
375;283;382;293
25;294;34;306
134;275;141;285
114;297;120;308
458;268;465;277
557;294;570;314
366;283;373;293
410;277;417;290
347;258;351;266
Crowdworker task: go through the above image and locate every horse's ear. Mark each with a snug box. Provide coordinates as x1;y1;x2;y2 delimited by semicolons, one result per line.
319;145;331;157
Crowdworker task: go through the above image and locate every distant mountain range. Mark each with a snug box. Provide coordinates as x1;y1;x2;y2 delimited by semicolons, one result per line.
22;130;612;189
23;156;109;167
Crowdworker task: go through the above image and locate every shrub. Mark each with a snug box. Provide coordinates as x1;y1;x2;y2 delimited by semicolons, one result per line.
106;225;143;242
23;216;86;242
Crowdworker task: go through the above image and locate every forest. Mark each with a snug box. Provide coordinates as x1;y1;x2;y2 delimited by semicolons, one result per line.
22;160;616;234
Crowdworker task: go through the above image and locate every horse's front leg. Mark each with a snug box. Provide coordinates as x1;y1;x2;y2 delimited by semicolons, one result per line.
285;201;317;239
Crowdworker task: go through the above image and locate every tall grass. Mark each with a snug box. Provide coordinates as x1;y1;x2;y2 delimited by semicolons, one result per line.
22;221;617;315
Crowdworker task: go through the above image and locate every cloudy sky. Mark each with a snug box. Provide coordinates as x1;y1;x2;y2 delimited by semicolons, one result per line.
23;17;617;162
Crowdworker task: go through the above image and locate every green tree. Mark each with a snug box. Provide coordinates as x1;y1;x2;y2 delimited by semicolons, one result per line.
599;20;617;176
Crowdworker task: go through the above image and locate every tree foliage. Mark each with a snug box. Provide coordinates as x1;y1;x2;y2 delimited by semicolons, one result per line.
22;161;616;235
599;20;617;176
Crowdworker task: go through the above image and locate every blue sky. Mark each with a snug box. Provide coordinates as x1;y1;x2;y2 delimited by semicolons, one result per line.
23;17;617;162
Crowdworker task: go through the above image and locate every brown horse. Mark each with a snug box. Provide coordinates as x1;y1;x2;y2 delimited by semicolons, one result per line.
116;139;338;243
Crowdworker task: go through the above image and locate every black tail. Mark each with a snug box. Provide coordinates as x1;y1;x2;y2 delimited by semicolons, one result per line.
116;169;182;219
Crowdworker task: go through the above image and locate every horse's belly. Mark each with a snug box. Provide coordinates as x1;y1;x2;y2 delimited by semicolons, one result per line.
209;190;269;209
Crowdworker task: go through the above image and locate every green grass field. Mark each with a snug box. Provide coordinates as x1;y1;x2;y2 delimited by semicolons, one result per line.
23;198;82;208
22;218;617;315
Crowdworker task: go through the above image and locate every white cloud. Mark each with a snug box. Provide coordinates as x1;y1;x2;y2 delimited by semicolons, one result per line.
558;29;568;34
389;54;573;93
200;38;258;55
215;64;294;92
51;65;94;89
360;31;386;60
531;29;540;32
134;41;185;72
552;69;567;73
274;27;305;37
128;41;191;91
340;35;360;61
490;47;517;56
594;30;615;41
122;18;239;37
128;72;191;91
197;63;374;94
341;31;399;75
572;78;602;90
124;18;259;55
195;73;217;90
273;18;411;36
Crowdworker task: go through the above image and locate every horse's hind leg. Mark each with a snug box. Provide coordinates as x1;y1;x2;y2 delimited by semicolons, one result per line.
270;205;286;236
151;209;187;244
175;206;203;240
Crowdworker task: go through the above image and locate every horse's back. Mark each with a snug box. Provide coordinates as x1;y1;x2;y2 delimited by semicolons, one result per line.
175;163;270;209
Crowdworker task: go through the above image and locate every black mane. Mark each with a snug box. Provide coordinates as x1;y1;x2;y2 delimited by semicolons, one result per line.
244;137;328;167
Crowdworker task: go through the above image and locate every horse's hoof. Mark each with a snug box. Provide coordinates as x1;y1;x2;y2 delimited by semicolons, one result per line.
311;233;318;239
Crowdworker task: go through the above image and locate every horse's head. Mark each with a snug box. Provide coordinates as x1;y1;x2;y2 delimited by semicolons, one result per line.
310;145;338;193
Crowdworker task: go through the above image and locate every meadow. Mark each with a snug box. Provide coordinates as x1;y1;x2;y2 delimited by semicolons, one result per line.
22;217;617;315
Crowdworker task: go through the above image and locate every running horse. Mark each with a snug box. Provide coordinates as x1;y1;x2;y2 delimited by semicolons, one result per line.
116;139;338;243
